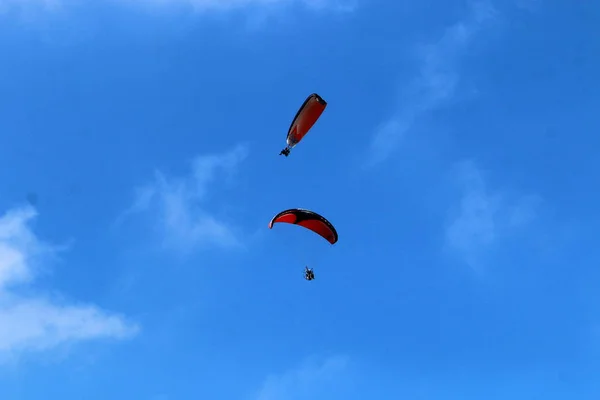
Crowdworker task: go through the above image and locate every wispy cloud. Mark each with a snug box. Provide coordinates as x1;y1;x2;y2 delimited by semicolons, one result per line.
0;0;355;14
515;0;542;12
0;0;61;11
129;0;353;11
367;0;497;165
445;160;540;271
0;205;138;359
255;355;352;400
120;144;249;255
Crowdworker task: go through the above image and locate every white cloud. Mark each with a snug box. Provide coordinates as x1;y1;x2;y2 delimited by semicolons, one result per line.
445;160;540;271
125;0;356;13
122;144;248;254
129;0;295;9
0;205;138;358
0;0;355;14
255;355;351;400
367;0;497;165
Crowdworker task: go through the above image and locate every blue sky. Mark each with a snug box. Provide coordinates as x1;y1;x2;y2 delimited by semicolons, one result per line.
0;0;599;398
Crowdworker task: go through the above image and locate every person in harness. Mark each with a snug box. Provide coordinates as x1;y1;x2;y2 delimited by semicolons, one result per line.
279;135;299;157
304;266;315;281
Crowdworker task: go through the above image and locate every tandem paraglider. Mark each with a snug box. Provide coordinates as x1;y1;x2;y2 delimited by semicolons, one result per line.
268;208;338;280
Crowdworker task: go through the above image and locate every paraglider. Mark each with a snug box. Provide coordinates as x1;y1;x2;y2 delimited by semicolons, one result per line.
279;93;327;157
269;208;338;280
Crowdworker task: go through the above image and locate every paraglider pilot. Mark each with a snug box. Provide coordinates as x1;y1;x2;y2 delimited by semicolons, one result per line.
304;266;315;281
280;137;297;157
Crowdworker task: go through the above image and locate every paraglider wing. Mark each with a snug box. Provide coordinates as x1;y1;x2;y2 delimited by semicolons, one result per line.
286;93;327;148
269;208;338;245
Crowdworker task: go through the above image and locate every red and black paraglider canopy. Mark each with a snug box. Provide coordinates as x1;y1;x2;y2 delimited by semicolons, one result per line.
280;93;327;156
268;208;338;245
286;93;327;147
